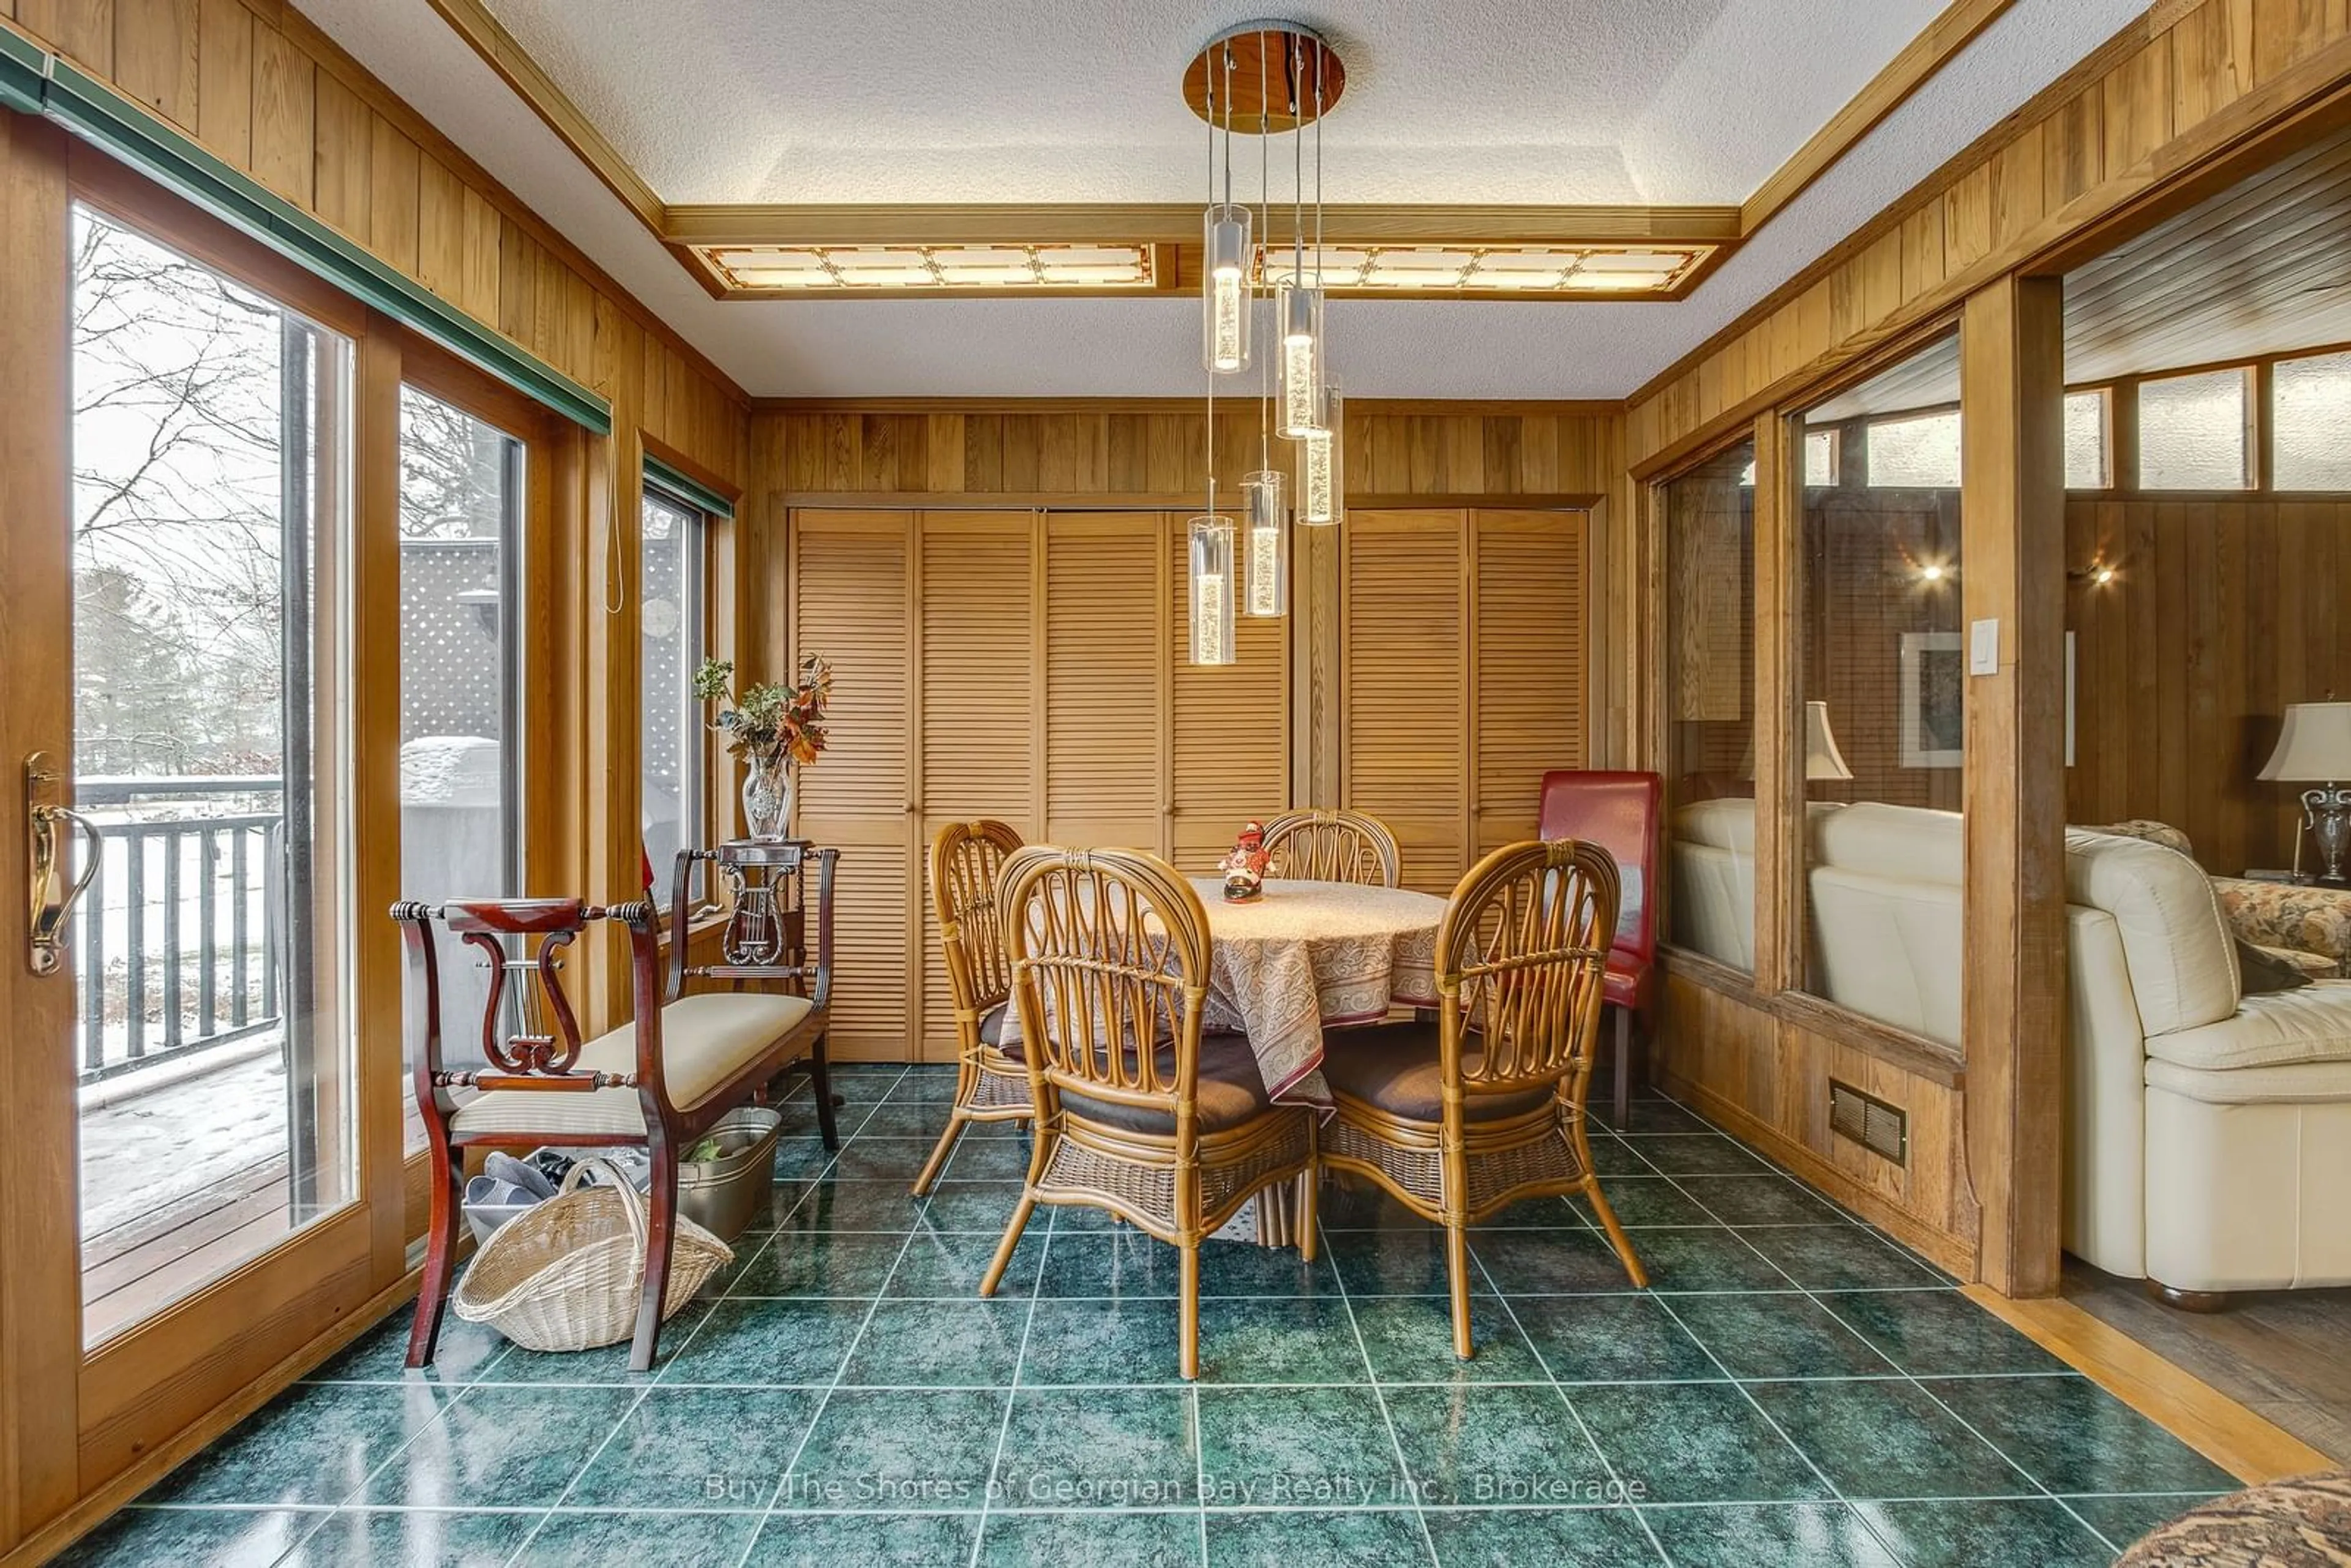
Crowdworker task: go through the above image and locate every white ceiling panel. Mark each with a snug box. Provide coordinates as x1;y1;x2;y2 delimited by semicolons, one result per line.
293;0;2147;398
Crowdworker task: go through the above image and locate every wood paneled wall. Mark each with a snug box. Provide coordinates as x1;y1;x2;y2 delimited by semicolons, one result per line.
2065;493;2351;874
4;0;749;479
759;403;1622;504
1659;970;1978;1273
1627;0;2351;474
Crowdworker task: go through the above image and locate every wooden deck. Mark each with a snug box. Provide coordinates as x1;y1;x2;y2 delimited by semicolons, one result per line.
78;1046;421;1347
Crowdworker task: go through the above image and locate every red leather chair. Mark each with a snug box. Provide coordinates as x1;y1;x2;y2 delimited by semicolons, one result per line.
1538;770;1662;1128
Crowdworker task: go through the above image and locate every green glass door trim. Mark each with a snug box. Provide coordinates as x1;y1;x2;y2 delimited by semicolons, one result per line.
645;456;736;520
29;56;612;434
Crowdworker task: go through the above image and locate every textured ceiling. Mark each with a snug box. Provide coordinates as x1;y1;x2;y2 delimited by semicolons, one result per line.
296;0;2148;398
476;0;1944;206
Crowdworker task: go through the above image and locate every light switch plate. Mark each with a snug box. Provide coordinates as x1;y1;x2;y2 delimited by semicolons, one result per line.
1968;617;2000;676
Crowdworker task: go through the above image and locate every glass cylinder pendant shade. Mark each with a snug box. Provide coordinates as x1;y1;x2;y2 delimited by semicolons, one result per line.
1202;206;1253;373
1187;515;1237;666
1241;470;1288;617
1297;378;1344;527
1277;280;1325;436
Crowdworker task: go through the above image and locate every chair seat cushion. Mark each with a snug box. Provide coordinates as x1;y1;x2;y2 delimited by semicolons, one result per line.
1056;1033;1273;1135
978;1001;1010;1048
1602;962;1649;1010
451;992;816;1139
1321;1021;1559;1123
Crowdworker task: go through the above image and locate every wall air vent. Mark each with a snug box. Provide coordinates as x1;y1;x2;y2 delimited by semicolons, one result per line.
1828;1079;1908;1166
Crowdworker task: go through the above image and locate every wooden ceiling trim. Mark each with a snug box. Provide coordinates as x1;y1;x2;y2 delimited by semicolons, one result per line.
421;0;664;228
663;203;1744;247
1742;0;2020;233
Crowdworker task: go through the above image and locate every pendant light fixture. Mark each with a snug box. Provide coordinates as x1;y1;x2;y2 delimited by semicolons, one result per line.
1182;23;1344;662
1298;375;1344;527
1240;43;1286;619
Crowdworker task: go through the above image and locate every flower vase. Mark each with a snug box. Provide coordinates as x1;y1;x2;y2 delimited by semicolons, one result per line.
742;752;795;842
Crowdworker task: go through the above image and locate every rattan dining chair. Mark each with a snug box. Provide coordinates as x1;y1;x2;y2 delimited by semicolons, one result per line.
1260;808;1402;887
979;845;1318;1379
1319;839;1648;1359
911;819;1030;1196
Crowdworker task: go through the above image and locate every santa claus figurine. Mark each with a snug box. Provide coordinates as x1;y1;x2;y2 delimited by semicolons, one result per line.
1220;820;1270;902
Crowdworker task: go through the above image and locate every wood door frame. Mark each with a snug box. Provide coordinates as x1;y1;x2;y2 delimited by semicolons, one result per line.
0;116;443;1555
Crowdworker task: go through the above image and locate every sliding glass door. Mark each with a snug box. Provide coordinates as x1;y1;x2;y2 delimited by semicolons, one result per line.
66;203;358;1347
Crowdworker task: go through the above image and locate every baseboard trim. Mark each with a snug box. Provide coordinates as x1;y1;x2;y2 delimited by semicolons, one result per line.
1658;1067;1979;1280
1962;1285;2332;1486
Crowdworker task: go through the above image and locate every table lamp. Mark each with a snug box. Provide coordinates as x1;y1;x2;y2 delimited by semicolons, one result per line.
1738;702;1854;782
2259;702;2351;884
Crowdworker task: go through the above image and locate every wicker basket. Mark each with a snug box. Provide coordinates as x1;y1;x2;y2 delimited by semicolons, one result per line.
451;1158;732;1352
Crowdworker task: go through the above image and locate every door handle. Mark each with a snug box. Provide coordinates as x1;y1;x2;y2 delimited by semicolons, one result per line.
26;751;101;977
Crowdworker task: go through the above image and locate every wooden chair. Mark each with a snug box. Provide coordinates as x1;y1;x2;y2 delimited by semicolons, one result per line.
979;845;1317;1378
1261;807;1402;887
911;819;1030;1195
1319;839;1647;1359
397;842;836;1373
1537;770;1663;1128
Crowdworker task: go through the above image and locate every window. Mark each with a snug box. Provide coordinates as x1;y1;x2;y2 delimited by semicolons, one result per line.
1664;441;1757;972
68;205;356;1341
397;386;523;1146
640;484;706;898
1735;430;1835;489
2064;388;2110;489
2273;351;2351;491
2138;367;2251;490
1798;336;1963;1046
1865;410;1962;489
1804;429;1840;487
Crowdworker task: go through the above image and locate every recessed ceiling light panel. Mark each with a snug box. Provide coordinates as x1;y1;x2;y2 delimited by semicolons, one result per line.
1256;242;1709;295
702;242;1163;292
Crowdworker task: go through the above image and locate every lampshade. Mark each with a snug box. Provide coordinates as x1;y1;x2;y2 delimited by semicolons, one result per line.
1804;701;1853;781
2260;702;2351;782
1738;702;1853;781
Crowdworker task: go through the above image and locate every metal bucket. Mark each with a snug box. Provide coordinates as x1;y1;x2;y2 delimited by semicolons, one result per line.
677;1106;783;1242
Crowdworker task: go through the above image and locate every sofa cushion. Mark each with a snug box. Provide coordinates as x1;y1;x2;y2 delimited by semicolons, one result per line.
2146;982;2351;1074
451;992;816;1138
1670;796;1758;854
2146;1051;2351;1105
2236;939;2314;994
2078;819;2196;858
2064;829;2240;1035
1812;801;1965;887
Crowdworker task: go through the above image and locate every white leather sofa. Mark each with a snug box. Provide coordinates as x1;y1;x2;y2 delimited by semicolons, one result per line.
1665;796;2351;1299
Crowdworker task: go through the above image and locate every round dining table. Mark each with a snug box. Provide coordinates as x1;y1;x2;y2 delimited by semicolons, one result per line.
1182;876;1446;1108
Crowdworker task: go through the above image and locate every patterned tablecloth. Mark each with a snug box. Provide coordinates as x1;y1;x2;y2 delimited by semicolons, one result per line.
1183;877;1445;1105
993;875;1446;1106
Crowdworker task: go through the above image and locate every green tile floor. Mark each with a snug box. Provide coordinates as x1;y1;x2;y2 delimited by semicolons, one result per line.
64;1068;2237;1566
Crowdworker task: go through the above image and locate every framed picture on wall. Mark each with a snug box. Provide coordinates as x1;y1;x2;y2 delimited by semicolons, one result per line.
1899;630;1964;768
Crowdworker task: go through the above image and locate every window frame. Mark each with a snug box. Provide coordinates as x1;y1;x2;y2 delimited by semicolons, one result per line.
640;477;712;903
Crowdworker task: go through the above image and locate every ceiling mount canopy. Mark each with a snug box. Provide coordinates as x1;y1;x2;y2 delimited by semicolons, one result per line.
1181;21;1346;133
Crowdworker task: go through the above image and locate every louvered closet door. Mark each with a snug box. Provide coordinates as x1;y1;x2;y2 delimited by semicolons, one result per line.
917;512;1037;1061
1170;514;1292;871
1043;514;1164;854
1343;510;1469;894
790;511;915;1060
1471;509;1589;855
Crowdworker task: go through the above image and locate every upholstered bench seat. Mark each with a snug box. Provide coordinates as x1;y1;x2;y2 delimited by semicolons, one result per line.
451;991;814;1138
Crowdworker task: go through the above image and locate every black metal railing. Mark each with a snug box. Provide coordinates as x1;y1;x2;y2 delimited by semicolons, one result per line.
74;777;284;1085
